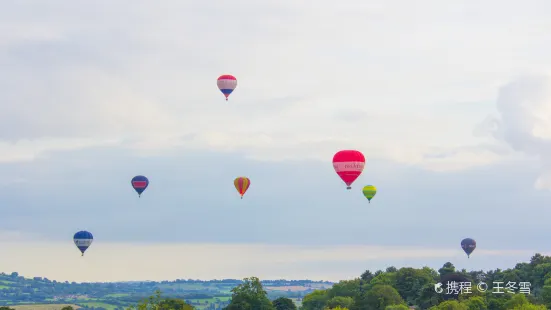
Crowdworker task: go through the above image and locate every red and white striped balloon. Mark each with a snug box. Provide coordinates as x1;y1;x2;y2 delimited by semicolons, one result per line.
332;150;365;189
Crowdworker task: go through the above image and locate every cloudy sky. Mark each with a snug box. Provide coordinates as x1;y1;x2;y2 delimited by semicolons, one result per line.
1;0;551;282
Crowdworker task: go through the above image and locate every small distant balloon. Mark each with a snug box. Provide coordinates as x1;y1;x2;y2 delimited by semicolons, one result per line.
131;175;149;197
461;238;476;258
73;230;93;256
362;185;377;203
332;150;365;189
234;177;250;199
217;75;237;101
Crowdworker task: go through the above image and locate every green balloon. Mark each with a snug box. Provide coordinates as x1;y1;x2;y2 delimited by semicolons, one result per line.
362;185;377;203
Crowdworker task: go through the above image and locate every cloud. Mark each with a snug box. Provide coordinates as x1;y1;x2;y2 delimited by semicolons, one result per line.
2;0;551;283
482;75;551;189
1;0;551;172
0;146;549;251
0;66;179;141
0;138;120;163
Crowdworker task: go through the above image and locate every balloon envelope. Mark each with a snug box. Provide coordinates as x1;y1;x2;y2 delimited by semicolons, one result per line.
73;230;93;255
234;177;250;198
461;238;476;257
217;75;237;100
131;175;149;196
333;150;365;189
362;185;377;202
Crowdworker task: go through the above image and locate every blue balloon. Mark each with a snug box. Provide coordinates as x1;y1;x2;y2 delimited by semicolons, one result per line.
461;238;476;258
131;175;149;197
73;231;93;256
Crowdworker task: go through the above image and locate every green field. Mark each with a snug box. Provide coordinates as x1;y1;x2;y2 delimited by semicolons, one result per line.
187;296;232;309
11;305;81;310
0;272;329;309
75;301;117;309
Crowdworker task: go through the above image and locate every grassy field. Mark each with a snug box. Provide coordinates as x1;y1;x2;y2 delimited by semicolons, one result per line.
265;285;312;291
11;305;81;310
0;273;331;309
76;301;118;309
188;296;231;309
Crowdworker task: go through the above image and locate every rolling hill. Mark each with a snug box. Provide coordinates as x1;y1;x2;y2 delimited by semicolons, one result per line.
0;272;333;310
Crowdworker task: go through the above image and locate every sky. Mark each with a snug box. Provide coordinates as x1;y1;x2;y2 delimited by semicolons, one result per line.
1;0;551;282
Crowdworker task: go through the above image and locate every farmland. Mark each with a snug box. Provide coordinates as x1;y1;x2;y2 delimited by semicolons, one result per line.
11;305;81;310
0;272;333;309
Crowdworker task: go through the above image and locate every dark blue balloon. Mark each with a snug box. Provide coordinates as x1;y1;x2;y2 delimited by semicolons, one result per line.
73;230;93;256
461;238;476;257
131;175;149;197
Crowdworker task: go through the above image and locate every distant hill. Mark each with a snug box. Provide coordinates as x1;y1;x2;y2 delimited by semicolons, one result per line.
11;305;81;310
0;272;334;310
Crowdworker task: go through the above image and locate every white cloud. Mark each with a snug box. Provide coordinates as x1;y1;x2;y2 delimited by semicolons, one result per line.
481;75;551;189
1;0;551;172
0;22;63;47
0;138;120;163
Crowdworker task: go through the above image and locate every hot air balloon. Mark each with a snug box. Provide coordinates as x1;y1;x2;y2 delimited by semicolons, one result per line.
217;75;237;101
73;230;93;256
332;150;365;189
461;238;476;258
131;175;149;197
234;177;250;199
362;185;377;203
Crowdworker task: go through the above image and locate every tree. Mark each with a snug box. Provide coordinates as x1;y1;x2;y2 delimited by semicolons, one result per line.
366;272;397;291
429;300;467;310
272;297;296;310
511;304;547;310
352;285;404;310
126;290;194;310
531;253;546;266
438;263;456;277
0;307;15;310
540;277;551;308
361;270;374;283
61;307;75;310
385;305;409;310
324;296;353;309
461;296;487;310
416;282;444;309
484;290;512;310
224;277;274;310
504;294;545;310
301;290;329;310
159;298;194;309
327;280;360;298
394;267;435;305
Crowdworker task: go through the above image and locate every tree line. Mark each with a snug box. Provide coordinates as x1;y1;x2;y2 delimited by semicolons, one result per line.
121;253;551;309
119;253;551;309
3;253;551;309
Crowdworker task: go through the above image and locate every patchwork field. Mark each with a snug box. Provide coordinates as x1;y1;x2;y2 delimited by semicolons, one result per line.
0;273;333;309
10;305;81;310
